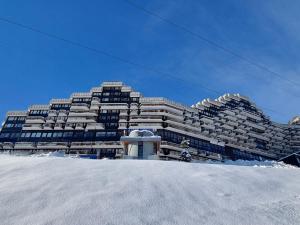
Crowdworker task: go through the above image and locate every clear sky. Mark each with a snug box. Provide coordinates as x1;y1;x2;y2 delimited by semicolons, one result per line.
0;0;299;124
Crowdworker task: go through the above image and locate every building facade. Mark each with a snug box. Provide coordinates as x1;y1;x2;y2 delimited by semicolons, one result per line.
0;81;299;161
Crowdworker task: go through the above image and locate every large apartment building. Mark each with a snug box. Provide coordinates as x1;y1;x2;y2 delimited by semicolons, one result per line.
0;81;299;161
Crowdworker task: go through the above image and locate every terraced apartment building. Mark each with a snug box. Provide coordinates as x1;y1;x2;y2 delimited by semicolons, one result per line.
0;81;299;161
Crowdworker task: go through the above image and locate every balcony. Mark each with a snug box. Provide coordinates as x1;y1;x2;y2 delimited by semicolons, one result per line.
248;132;269;141
227;121;238;127
25;116;45;124
67;117;97;123
14;142;36;150
37;142;68;150
235;128;246;134
58;111;68;117
48;110;58;117
64;124;75;130
225;115;237;122
74;124;85;130
220;124;233;130
86;123;105;130
22;124;43;130
129;123;163;129
2;142;14;150
242;111;262;121
70;104;90;112
223;110;235;116
218;134;237;142
236;114;247;120
70;142;93;149
43;124;54;130
236;135;247;140
201;124;215;130
54;124;64;130
56;117;67;123
45;118;56;124
200;117;214;124
129;118;163;123
244;121;265;131
68;112;98;117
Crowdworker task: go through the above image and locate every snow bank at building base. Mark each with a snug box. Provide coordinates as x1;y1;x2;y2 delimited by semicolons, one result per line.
0;155;299;225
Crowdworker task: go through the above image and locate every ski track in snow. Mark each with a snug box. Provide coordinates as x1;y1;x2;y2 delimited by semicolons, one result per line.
0;155;299;225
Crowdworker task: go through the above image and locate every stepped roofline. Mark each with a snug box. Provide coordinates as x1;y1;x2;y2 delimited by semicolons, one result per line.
2;81;298;125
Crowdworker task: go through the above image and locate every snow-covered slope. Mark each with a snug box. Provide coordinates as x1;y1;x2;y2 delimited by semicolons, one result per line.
0;155;299;225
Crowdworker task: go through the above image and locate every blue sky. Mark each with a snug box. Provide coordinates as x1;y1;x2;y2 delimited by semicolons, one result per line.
0;0;299;123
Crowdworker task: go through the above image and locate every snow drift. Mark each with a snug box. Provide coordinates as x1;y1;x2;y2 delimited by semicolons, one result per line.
0;155;299;225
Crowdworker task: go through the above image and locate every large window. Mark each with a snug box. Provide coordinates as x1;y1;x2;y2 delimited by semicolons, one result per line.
96;132;105;137
63;132;73;138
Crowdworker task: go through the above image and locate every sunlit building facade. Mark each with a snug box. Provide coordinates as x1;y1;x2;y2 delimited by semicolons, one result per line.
0;81;299;161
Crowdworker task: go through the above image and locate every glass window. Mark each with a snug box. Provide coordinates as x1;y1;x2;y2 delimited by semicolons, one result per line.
96;132;105;137
63;132;73;137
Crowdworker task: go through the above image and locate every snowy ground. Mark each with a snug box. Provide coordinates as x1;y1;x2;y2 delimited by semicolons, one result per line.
0;155;299;225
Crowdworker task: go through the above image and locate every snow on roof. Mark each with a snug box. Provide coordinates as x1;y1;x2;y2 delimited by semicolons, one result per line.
290;116;300;125
129;130;155;137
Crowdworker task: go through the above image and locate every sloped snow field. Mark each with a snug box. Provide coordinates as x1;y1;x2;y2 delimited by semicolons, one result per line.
0;155;300;225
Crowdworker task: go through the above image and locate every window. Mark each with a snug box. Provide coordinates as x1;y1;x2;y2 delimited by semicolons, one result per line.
0;133;8;138
25;133;31;138
36;132;41;138
73;132;84;138
5;124;13;128
84;132;94;138
42;133;47;138
106;132;116;137
93;92;102;97
63;132;73;138
121;97;129;101
46;133;52;138
10;133;21;138
96;132;105;137
7;117;16;121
